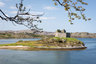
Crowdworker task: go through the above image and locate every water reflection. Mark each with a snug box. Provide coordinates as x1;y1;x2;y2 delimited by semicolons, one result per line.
55;51;70;64
0;50;70;64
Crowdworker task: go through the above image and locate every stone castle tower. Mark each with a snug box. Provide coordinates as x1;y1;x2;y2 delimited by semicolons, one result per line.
55;29;70;38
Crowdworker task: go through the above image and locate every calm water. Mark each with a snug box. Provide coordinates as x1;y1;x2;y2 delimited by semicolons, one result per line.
0;38;96;64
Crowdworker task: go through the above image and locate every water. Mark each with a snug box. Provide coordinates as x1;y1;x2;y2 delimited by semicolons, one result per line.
0;38;40;44
0;38;96;64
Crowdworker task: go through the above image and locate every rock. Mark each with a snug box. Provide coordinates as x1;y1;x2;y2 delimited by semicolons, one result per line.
62;39;66;43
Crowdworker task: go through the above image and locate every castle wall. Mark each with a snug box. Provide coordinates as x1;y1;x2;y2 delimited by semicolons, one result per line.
55;33;67;38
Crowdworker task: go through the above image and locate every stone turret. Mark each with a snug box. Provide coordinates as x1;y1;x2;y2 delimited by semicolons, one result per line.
55;29;70;38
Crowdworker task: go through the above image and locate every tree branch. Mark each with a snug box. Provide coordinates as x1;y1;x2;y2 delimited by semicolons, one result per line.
0;0;43;32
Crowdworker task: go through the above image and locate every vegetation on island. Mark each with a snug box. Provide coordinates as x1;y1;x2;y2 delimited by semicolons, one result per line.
0;37;85;49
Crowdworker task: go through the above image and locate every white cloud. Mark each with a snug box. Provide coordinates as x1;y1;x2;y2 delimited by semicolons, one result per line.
40;17;56;20
43;6;57;10
10;6;16;9
10;10;44;15
10;11;17;14
0;1;5;7
30;11;44;15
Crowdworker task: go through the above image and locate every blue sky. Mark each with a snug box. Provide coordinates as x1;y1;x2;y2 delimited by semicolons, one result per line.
0;0;96;33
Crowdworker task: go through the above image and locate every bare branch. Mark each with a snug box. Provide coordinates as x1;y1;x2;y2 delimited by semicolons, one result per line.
0;0;43;33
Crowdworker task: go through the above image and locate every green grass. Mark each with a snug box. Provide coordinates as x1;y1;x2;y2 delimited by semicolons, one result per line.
0;37;84;48
52;37;81;42
0;41;37;47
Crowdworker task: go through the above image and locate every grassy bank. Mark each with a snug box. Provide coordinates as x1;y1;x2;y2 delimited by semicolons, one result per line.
0;37;85;48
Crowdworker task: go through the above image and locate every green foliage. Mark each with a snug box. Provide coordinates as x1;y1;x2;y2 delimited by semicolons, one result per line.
52;37;80;42
7;34;11;37
18;40;23;42
53;37;82;42
57;29;61;32
0;41;37;47
0;32;49;39
53;0;91;24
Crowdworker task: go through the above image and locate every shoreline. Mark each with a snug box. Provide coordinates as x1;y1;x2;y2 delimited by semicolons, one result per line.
0;46;87;51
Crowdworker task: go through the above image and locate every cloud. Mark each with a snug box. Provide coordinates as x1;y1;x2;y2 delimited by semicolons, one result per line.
30;11;44;15
10;6;16;9
43;6;58;10
0;1;5;7
10;11;17;14
40;17;56;20
10;10;44;15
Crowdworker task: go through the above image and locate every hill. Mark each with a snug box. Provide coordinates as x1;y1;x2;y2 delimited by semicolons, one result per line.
0;30;96;39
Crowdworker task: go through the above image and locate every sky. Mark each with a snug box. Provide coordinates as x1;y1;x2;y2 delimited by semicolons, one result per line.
0;0;96;33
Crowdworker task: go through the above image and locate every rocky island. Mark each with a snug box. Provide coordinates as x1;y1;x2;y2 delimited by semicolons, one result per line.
0;37;86;50
0;29;86;51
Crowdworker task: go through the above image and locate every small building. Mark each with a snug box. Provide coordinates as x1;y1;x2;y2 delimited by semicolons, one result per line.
55;29;70;38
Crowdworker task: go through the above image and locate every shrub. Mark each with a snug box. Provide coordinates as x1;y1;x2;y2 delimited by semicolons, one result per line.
57;29;61;32
18;40;23;42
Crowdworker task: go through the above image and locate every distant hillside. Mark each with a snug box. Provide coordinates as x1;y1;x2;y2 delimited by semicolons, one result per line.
71;32;96;38
0;30;54;39
0;30;54;35
0;30;96;38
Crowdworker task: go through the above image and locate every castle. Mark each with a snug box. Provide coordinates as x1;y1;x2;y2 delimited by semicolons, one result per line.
55;29;70;38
